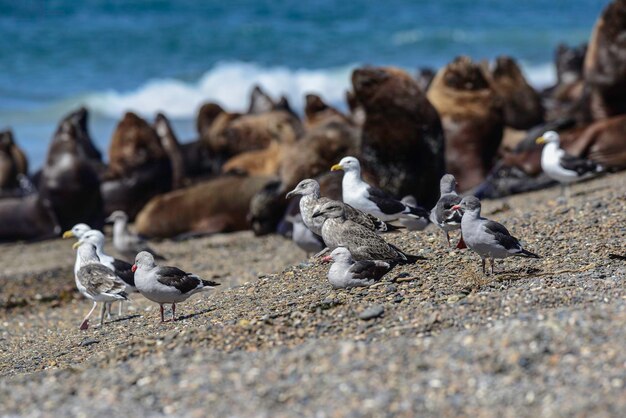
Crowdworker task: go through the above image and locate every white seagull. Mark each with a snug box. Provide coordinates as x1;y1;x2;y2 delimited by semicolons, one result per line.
453;196;540;275
132;251;220;322
322;247;391;288
429;174;463;246
331;156;430;224
536;130;603;199
106;211;165;261
72;241;128;330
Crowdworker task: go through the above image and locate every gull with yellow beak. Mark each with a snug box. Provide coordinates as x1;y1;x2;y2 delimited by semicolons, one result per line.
536;131;603;199
72;240;128;330
331;156;430;224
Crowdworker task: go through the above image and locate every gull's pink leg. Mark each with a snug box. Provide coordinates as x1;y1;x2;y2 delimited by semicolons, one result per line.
80;301;97;330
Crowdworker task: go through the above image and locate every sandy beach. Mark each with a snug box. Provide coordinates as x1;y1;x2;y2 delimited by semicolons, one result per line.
1;171;625;416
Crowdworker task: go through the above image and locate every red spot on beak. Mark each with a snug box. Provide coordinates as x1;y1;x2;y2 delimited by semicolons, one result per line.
321;255;332;263
131;264;137;273
451;205;461;211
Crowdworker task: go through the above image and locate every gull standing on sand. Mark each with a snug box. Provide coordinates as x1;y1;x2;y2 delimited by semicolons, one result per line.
331;156;430;224
429;174;463;246
536;131;603;199
286;178;391;236
73;241;128;330
312;201;419;263
323;247;391;288
285;213;325;256
453;196;540;275
106;211;164;261
78;230;136;315
132;251;220;322
63;223;93;275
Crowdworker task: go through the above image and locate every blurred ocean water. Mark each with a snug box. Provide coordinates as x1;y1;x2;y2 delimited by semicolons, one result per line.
0;0;608;169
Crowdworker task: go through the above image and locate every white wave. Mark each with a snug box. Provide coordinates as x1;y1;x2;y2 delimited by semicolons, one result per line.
81;62;355;119
520;61;557;89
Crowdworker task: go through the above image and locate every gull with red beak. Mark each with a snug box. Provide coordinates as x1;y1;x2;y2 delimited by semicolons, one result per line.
132;251;220;322
453;196;540;275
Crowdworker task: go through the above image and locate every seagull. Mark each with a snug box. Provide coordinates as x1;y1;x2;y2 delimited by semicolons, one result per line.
429;174;463;246
331;156;430;224
77;229;136;315
322;247;391;288
132;251;220;322
73;241;128;330
285;213;325;256
286;178;391;236
62;223;91;240
536;130;603;199
399;195;430;231
106;211;165;262
453;196;540;275
312;200;420;263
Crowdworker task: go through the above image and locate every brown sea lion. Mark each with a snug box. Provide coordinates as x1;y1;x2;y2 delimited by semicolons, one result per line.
279;120;360;193
584;0;626;120
352;66;445;206
486;56;544;130
304;94;352;129
427;56;504;192
0;194;60;241
154;113;187;189
101;112;172;218
0;130;28;193
543;44;588;123
38;114;104;230
134;175;275;238
222;140;283;176
567;114;626;169
247;85;276;114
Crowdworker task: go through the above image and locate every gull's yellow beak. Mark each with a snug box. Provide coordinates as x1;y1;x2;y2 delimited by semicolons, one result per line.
330;164;343;172
535;136;546;145
62;230;74;239
72;241;82;250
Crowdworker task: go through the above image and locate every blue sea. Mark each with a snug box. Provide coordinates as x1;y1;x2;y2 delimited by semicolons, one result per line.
0;0;609;170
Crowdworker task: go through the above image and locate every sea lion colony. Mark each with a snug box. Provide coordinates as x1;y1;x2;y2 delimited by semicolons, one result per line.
0;0;624;247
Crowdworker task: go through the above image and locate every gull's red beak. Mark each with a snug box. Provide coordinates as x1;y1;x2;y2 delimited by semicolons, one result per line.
131;264;137;273
321;255;332;263
451;205;461;211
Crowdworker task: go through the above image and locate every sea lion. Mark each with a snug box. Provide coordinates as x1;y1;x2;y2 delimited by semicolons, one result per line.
304;94;352;129
38;114;104;230
154;113;187;189
567;114;626;169
247;85;276;114
248;179;286;236
101;112;172;218
352;66;445;206
0;130;28;194
221;140;283;176
427;56;504;192
0;194;60;241
416;67;436;92
278;120;360;193
544;43;589;123
486;56;544;130
584;0;626;120
134;175;276;238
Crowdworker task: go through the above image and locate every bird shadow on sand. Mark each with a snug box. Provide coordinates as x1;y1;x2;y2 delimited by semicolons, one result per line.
105;314;141;325
176;306;219;321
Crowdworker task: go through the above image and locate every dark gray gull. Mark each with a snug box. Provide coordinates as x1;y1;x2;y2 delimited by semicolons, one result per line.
106;210;165;261
453;196;540;275
322;247;391;288
429;174;463;246
73;241;128;330
132;251;220;322
286;178;391;236
331;156;430;223
312;201;420;263
285;213;325;256
536;131;603;199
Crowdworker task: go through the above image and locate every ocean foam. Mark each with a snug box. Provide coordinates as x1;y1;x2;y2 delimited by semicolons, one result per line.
82;62;355;119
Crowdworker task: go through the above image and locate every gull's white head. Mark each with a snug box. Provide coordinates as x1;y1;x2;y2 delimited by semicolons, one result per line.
329;247;353;263
63;223;91;240
331;156;361;173
536;131;560;145
79;229;106;249
286;178;320;199
105;210;128;223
